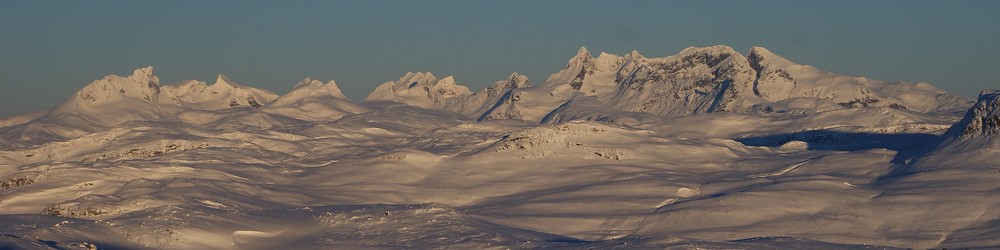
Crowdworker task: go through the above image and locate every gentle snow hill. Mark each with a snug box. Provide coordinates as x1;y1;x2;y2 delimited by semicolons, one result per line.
262;78;371;121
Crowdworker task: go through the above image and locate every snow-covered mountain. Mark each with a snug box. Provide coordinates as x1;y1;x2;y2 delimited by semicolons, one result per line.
364;72;472;109
945;89;1000;139
160;74;278;110
263;78;370;121
477;46;970;123
903;90;1000;174
3;46;999;249
364;71;532;118
46;66;164;127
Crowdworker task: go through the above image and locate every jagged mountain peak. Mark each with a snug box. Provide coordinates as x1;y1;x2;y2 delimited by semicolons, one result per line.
391;72;443;90
129;66;158;85
294;77;339;90
482;72;531;96
43;66;165;127
438;76;458;86
946;89;1000;138
391;72;466;92
403;71;438;81
662;45;746;71
69;66;162;105
504;72;531;89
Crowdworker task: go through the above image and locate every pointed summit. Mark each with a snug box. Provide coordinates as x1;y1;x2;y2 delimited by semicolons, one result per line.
567;46;594;67
212;74;242;89
576;46;591;58
625;50;643;60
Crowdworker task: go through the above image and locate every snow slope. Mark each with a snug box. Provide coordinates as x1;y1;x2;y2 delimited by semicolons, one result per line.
0;47;995;249
262;78;370;121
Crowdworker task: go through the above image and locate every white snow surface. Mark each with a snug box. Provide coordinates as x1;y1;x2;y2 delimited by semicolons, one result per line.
1;46;997;249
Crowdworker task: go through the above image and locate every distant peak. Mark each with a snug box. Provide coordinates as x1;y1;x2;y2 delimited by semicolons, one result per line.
678;45;738;57
213;74;242;89
401;72;438;83
747;46;788;61
131;66;154;79
438;76;457;86
287;77;347;100
747;46;794;70
128;66;159;87
749;46;773;56
215;74;231;84
567;46;596;68
625;50;643;59
748;46;783;60
577;46;591;57
570;47;593;61
294;77;324;89
505;72;530;88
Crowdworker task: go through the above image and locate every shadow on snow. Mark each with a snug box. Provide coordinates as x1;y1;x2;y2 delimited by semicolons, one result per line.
735;130;942;165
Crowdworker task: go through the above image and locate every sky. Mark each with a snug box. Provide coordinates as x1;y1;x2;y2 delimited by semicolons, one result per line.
1;0;998;118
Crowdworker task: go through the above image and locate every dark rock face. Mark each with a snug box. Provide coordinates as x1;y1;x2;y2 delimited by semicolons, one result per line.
947;90;1000;138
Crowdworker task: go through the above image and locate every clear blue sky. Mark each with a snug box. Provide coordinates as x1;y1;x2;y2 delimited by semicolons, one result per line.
2;0;998;118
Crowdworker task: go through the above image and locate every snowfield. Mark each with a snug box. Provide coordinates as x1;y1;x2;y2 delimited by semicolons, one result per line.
1;46;998;249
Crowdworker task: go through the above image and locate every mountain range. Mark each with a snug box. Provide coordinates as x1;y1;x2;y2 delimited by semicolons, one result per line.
1;45;998;249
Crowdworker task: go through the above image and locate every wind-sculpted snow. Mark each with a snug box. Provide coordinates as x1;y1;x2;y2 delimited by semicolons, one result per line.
0;46;997;249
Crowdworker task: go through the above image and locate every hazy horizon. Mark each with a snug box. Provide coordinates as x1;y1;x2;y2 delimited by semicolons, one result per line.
2;0;998;118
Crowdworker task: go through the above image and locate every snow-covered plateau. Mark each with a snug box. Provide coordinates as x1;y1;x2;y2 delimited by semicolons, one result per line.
1;45;998;249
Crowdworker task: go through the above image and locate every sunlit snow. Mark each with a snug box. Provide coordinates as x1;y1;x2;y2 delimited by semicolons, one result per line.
1;46;997;249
